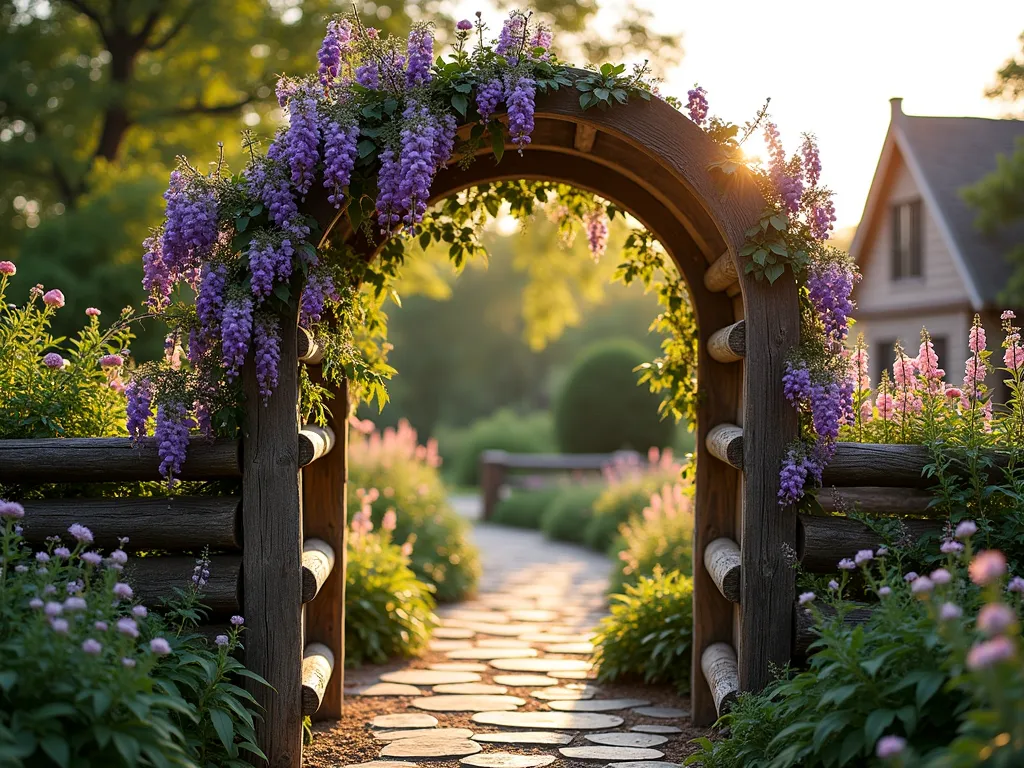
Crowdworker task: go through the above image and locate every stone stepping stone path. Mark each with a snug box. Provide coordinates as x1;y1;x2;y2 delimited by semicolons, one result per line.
472;711;624;730
354;683;422;697
429;662;489;672
472;732;574;746
380;670;481;686
460;754;556;767
530;686;598;701
559;746;665;761
631;724;682;734
492;675;559;688
447;647;539;661
411;695;526;712
488;658;592;673
632;706;688;719
434;683;509;695
585;732;669;748
381;738;482;759
330;524;693;768
374;728;475;742
372;713;438;729
548;698;650;712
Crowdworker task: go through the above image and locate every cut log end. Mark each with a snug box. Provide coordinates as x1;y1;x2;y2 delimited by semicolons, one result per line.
301;538;337;603
707;320;746;364
573;123;598;153
298;425;336;467
706;423;744;470
301;643;336;716
297;327;324;364
704;251;738;293
701;642;739;716
704;538;741;603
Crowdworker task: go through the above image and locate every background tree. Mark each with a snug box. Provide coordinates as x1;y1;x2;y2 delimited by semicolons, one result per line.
964;31;1024;302
0;0;681;355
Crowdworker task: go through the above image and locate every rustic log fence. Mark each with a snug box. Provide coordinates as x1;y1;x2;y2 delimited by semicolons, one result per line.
0;322;344;768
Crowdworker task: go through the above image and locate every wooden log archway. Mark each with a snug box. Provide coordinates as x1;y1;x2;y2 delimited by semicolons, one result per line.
305;87;800;725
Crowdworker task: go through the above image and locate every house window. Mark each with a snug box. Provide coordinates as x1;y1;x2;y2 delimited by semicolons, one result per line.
891;200;923;280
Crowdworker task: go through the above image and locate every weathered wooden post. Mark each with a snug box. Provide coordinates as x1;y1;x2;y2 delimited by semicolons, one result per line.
242;303;304;768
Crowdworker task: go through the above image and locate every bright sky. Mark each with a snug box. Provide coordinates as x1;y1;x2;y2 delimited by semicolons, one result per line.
451;0;1024;228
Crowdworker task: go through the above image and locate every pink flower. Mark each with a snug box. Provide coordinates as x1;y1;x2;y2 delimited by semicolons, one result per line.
970;551;1007;585
44;601;62;617
94;621;108;631
382;509;397;532
930;568;951;585
457;19;473;31
215;634;229;647
99;354;124;368
0;261;16;275
966;635;1016;670
838;558;856;570
955;520;978;540
911;576;934;595
50;618;69;634
945;387;963;400
1003;310;1016;321
401;541;414;557
1008;576;1024;594
0;500;24;519
150;637;171;655
940;540;964;555
132;605;148;618
85;307;101;317
1005;345;1024;371
854;549;874;566
43;353;64;369
940;602;962;621
876;735;906;759
28;598;43;609
977;603;1016;636
42;289;65;308
877;392;895;421
893;355;917;387
798;592;815;605
81;552;102;566
117;618;139;638
68;524;93;544
63;597;87;611
970;324;987;353
82;638;102;655
230;615;245;626
859;401;874;423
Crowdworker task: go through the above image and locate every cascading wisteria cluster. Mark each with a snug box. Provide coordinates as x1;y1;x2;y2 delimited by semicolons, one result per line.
128;10;570;482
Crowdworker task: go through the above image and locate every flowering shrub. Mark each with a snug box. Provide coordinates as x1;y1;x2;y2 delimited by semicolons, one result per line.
344;504;435;667
585;447;685;552
612;479;694;592
0;502;265;766
347;419;479;603
0;267;133;441
686;527;1024;767
592;568;693;694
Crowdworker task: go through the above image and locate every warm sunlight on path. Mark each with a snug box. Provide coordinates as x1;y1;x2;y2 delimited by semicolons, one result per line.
305;512;696;767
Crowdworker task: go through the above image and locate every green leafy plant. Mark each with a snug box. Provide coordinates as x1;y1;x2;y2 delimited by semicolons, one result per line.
575;62;654;111
344;507;436;668
492;486;564;530
540;483;604;544
585;448;684;552
445;408;555;487
0;268;133;440
0;505;266;767
554;339;675;454
592;568;693;693
347;418;480;603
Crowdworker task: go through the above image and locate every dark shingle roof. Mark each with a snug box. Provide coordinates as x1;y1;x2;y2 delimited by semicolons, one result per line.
899;114;1024;304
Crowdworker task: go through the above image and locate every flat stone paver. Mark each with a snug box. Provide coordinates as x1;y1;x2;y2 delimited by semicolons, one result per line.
380;670;481;686
631;724;682;734
472;711;624;730
492;674;559;688
607;763;682;768
381;739;482;759
433;627;475;640
429;662;488;672
375;728;475;742
447;647;539;660
559;746;665;761
371;714;439;730
548;699;650;712
631;706;688;719
471;732;574;746
354;683;422;697
530;687;597;701
488;658;592;673
585;732;669;748
460;754;557;767
411;695;526;712
433;683;509;695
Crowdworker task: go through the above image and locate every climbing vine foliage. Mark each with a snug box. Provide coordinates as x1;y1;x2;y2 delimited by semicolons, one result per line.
128;8;846;495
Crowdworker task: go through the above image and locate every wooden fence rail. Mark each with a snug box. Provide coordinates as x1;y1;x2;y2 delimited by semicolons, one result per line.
0;325;347;767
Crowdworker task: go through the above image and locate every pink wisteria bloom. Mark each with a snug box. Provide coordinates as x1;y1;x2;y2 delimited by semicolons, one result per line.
970;324;987;353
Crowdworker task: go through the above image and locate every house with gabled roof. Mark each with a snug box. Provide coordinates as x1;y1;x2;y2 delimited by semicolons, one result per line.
850;98;1024;389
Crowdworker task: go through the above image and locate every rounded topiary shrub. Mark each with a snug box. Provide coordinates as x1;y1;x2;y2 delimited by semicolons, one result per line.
448;408;555;486
540;483;604;544
492;486;564;530
554;339;675;454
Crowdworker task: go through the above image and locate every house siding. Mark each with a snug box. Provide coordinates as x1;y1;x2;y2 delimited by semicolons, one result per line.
855;311;970;386
854;150;969;316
